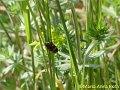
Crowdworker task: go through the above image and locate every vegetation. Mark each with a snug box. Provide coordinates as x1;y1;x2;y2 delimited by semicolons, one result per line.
0;0;120;90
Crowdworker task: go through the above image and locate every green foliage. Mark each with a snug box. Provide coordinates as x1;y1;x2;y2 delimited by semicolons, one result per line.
0;0;120;90
88;23;109;41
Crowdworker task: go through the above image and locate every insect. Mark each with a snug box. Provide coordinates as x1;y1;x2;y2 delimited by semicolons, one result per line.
45;41;58;53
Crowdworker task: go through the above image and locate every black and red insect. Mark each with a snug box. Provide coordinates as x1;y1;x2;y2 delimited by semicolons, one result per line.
45;41;58;53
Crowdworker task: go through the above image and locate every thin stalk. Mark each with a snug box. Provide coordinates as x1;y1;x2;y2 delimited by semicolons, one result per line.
14;28;25;65
55;0;80;88
34;0;47;41
46;0;52;41
31;46;36;90
28;1;54;89
115;61;120;90
82;40;98;88
81;56;86;86
20;1;36;89
45;1;56;88
70;1;82;64
29;1;57;90
27;3;44;43
34;0;47;21
70;1;81;89
35;0;46;40
114;20;120;90
51;53;56;90
0;19;12;43
96;0;104;87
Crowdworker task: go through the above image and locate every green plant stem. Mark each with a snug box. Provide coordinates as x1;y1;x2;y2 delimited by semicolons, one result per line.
81;56;86;86
46;0;52;41
70;1;82;64
31;46;36;90
55;0;80;89
28;1;54;89
49;53;56;90
0;19;12;44
15;29;25;65
20;2;36;89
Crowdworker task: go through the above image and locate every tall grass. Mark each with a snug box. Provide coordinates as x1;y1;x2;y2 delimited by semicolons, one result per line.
0;0;120;90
